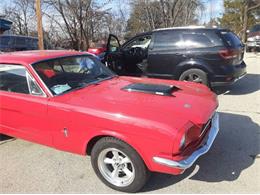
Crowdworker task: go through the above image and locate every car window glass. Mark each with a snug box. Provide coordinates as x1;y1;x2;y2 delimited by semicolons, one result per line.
0;64;44;96
125;35;151;49
108;36;120;52
33;55;115;96
153;31;182;50
27;73;44;96
181;33;215;48
220;31;242;47
0;64;29;94
250;25;260;32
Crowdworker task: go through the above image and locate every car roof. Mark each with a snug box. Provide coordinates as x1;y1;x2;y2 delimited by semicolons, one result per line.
0;50;89;66
153;26;228;32
132;26;229;38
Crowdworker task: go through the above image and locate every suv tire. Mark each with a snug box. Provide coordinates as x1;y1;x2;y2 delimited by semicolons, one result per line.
179;68;209;86
91;137;150;193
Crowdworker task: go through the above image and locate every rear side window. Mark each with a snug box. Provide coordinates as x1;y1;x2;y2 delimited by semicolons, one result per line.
153;31;182;50
220;31;242;47
181;31;223;48
0;65;30;94
0;64;44;96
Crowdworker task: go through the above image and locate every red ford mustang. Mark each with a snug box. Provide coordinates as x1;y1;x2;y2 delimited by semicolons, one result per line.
0;50;219;192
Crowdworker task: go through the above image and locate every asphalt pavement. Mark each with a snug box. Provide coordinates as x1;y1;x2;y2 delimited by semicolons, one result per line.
0;52;259;193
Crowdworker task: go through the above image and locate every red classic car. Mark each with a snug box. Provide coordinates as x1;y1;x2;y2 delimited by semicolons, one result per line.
87;43;107;55
0;50;219;192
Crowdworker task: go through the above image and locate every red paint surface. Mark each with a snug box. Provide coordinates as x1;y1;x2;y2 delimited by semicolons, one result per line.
0;50;218;175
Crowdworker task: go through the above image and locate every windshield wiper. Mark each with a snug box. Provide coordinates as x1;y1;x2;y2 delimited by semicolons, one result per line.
82;74;117;84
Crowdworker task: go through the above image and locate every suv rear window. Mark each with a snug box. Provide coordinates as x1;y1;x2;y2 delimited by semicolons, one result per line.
220;31;242;47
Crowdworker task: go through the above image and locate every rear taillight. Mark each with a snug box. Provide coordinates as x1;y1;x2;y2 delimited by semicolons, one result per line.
219;49;239;59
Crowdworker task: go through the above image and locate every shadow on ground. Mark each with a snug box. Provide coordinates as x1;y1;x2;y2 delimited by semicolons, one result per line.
142;112;260;192
213;74;260;95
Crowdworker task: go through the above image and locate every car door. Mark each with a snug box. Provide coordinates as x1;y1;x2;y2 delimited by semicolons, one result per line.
121;34;152;74
104;34;123;72
0;64;52;146
146;30;186;79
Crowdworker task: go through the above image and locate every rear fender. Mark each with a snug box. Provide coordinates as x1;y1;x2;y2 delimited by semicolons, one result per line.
174;60;214;80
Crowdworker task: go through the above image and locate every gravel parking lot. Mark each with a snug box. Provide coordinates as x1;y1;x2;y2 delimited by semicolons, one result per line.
0;53;259;193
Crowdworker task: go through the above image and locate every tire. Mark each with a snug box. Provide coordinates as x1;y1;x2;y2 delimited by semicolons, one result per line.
0;134;12;141
179;68;209;87
91;137;150;192
246;47;251;52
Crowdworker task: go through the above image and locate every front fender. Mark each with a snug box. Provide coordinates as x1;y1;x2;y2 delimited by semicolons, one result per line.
83;127;176;172
83;130;153;170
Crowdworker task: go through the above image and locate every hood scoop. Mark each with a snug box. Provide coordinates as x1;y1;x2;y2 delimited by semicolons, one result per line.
122;83;180;96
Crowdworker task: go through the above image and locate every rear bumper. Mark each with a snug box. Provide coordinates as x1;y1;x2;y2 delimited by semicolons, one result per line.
153;113;219;170
211;61;247;87
247;41;260;48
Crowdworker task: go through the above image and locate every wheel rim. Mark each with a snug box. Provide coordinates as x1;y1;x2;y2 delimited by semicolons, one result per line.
183;73;203;83
97;148;135;187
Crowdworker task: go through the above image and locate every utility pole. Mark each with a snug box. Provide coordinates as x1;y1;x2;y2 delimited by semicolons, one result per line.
35;0;44;50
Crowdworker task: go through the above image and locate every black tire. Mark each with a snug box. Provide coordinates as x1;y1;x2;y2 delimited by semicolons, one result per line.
91;137;150;192
0;134;12;141
179;68;209;87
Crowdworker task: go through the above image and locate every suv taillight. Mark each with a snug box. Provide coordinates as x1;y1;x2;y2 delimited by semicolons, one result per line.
219;49;239;59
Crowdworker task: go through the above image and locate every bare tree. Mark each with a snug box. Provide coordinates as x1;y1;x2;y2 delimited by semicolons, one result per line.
242;0;260;42
4;0;36;36
126;0;203;37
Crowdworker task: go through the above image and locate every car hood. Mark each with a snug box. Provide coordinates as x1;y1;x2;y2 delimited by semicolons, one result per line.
51;76;218;129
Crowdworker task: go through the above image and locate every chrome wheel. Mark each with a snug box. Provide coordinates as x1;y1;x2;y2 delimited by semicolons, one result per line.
97;148;135;187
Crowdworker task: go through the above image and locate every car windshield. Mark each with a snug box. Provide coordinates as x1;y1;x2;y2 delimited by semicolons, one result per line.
32;55;116;95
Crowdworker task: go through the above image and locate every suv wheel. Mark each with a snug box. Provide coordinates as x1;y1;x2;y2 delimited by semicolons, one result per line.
246;46;252;52
91;137;150;192
179;68;209;86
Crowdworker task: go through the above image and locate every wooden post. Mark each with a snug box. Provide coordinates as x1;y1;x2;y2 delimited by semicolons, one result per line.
35;0;44;50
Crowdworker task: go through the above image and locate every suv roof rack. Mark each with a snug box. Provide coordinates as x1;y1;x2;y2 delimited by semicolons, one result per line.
153;26;207;31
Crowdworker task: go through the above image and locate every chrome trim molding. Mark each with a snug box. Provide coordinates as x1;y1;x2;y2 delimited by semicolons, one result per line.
153;112;219;170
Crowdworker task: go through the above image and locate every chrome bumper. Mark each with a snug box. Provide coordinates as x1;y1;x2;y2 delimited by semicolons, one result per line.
153;113;219;170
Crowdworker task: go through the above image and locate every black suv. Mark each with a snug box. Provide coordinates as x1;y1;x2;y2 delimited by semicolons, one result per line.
104;27;246;87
